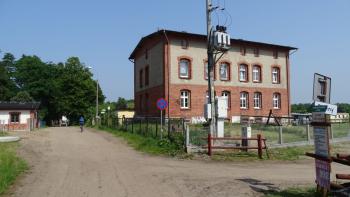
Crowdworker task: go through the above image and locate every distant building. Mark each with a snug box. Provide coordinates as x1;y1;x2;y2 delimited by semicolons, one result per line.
0;102;40;131
291;113;312;125
129;30;297;122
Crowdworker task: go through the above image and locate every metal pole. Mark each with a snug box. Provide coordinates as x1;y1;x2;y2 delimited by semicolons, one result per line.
160;110;163;139
278;126;283;144
206;0;216;154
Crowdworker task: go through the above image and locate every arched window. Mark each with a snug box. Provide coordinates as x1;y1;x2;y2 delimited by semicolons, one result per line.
179;59;191;79
239;64;248;82
222;91;230;109
220;62;230;81
253;92;262;109
180;90;190;109
252;65;262;82
272;67;280;83
273;93;281;109
240;92;249;109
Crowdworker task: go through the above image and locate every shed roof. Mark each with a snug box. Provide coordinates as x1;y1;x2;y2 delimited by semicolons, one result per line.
0;102;40;110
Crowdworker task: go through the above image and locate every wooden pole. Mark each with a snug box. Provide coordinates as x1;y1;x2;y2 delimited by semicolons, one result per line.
257;134;263;159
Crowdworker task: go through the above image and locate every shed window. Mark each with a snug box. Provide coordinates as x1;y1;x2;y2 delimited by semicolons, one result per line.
10;112;20;123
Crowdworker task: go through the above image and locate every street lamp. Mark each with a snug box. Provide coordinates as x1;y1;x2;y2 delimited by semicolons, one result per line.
87;66;99;124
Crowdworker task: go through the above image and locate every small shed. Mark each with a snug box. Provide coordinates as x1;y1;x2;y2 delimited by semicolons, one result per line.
0;102;40;131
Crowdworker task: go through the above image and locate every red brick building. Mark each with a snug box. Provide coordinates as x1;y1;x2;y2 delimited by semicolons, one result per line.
129;30;297;122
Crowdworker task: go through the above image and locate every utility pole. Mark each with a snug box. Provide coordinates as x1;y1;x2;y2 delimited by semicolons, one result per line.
206;0;231;155
96;79;99;120
206;0;216;149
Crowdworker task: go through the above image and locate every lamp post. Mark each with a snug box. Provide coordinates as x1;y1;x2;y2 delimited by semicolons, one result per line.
87;66;99;125
107;106;110;127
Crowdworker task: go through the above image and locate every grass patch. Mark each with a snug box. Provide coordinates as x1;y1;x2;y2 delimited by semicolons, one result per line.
96;126;188;157
0;132;8;137
264;187;321;197
0;142;28;195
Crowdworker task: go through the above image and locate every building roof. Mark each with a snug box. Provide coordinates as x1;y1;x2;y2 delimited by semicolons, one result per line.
129;29;298;59
0;102;40;110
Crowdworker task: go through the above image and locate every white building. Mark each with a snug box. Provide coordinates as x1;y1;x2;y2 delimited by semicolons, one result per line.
0;102;40;131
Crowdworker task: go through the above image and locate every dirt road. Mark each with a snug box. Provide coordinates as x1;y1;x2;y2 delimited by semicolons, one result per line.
4;127;348;197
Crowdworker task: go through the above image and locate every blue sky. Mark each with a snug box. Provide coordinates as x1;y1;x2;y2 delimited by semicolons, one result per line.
1;0;349;103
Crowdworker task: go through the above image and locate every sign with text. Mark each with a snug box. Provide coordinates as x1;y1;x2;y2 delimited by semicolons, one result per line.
313;126;330;158
313;101;337;115
315;159;331;189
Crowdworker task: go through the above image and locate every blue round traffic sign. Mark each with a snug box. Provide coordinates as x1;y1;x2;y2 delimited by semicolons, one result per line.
156;98;168;110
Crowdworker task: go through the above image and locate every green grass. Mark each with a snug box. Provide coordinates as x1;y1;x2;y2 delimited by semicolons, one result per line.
0;132;8;137
97;126;188;157
0;142;28;195
210;145;314;161
264;187;320;197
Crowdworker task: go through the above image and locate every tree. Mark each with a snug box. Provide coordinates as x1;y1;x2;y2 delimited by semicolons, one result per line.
291;103;313;113
10;91;34;102
54;57;105;123
336;103;350;114
0;53;17;100
115;97;128;110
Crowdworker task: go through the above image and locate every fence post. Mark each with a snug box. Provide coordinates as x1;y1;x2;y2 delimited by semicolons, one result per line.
278;126;283;144
306;124;311;142
146;118;149;136
155;119;158;138
139;119;142;135
168;118;171;140
208;133;212;156
186;125;190;153
131;119;134;133
257;134;262;159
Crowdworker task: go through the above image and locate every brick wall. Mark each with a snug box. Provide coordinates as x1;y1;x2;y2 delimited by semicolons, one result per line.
165;84;289;119
135;85;164;117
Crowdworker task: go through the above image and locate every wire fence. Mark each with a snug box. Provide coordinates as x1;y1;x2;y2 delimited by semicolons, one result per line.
97;115;350;152
187;119;350;148
99;116;187;142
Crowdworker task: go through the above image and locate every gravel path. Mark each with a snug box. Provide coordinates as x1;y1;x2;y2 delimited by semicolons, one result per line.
4;127;349;197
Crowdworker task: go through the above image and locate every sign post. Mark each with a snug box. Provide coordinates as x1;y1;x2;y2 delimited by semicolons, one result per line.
157;98;168;140
306;73;337;196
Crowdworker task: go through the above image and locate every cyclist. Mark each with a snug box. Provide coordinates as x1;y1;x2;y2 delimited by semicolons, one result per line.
79;116;85;132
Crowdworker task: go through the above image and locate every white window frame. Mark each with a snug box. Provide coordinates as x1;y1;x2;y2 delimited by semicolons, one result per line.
222;91;230;109
240;92;248;109
239;64;247;81
180;90;190;109
252;66;261;82
273;93;281;109
179;59;190;78
220;63;229;80
253;92;262;109
272;67;280;83
204;62;208;80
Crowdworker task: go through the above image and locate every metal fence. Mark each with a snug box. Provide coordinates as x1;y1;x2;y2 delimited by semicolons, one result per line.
98;115;350;152
100;116;187;142
186;119;350;149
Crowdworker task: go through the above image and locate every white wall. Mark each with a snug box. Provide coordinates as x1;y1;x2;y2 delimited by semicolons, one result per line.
0;110;31;124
